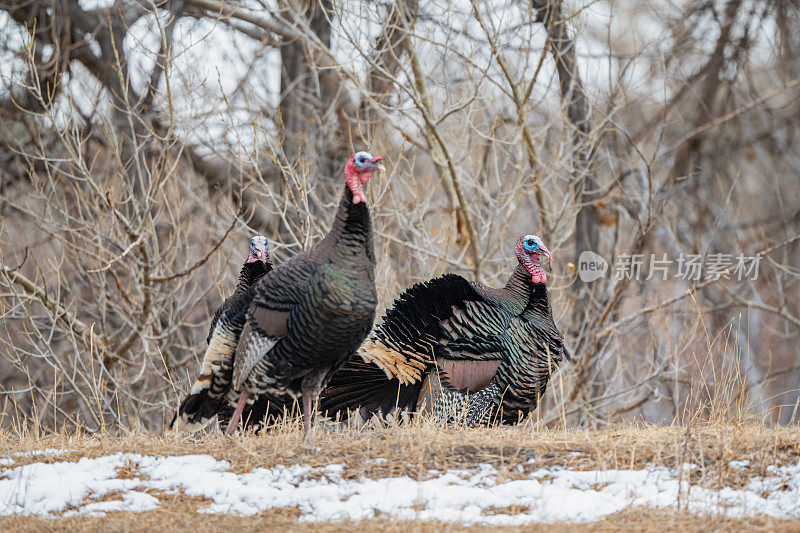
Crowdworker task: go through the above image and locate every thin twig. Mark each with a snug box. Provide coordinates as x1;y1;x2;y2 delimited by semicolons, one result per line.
150;217;239;283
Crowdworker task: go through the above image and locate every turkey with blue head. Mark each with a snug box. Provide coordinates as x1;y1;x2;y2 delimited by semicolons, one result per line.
169;235;272;432
221;151;383;440
319;234;571;426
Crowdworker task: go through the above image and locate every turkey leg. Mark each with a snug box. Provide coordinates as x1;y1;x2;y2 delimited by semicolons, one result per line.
226;389;250;436
301;368;327;442
302;394;314;442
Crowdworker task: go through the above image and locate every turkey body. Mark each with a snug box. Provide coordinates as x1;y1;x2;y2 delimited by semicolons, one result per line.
320;259;570;426
225;185;377;434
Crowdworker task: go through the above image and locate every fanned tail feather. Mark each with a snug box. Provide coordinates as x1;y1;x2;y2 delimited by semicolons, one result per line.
373;274;483;362
319;356;424;423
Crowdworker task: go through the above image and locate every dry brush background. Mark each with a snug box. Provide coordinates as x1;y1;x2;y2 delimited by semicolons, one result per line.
0;0;798;434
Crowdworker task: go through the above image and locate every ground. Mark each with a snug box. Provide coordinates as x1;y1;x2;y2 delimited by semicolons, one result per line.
1;421;800;531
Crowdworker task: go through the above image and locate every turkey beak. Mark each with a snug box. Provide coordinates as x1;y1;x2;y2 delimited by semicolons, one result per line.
539;245;553;271
248;247;267;264
371;156;385;172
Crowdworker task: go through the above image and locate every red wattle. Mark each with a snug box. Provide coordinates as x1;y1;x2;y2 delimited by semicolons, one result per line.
344;159;370;205
346;174;368;204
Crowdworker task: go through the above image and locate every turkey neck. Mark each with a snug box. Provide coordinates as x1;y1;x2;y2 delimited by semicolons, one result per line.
503;263;551;318
495;264;557;415
236;261;271;293
323;185;375;266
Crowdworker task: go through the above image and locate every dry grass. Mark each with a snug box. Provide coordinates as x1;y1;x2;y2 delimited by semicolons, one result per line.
4;509;800;533
3;421;799;483
1;422;800;530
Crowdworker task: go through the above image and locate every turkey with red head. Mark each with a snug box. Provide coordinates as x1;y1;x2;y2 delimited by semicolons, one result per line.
223;152;383;439
169;235;272;432
319;234;571;426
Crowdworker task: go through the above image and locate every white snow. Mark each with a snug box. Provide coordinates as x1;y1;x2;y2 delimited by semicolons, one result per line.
0;449;72;468
12;448;70;458
1;453;800;524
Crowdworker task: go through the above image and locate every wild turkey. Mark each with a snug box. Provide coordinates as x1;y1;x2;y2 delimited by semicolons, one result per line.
169;235;272;432
319;234;571;426
206;236;273;344
223;151;382;438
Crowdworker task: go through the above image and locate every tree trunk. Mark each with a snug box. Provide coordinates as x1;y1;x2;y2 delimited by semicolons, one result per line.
279;0;333;161
534;0;600;324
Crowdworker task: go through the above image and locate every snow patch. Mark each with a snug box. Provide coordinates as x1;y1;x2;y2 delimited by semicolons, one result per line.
12;448;70;458
1;453;800;524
